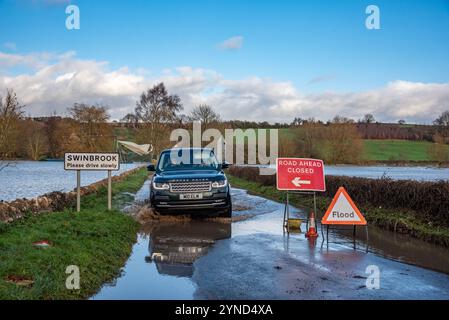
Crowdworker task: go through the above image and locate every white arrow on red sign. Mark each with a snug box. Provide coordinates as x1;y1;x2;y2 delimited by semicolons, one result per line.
291;177;311;187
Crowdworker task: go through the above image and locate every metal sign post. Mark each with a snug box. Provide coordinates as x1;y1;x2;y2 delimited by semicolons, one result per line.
107;170;112;210
321;187;369;250
277;157;326;235
76;170;81;212
283;191;290;231
64;152;120;212
283;190;323;235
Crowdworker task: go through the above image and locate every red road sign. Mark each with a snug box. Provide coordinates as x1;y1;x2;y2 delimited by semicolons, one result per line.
276;158;326;191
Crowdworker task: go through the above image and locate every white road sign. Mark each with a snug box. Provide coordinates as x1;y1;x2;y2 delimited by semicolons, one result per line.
64;152;120;171
322;187;367;225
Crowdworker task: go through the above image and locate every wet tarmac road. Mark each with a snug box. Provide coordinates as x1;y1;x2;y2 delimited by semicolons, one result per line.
91;183;449;300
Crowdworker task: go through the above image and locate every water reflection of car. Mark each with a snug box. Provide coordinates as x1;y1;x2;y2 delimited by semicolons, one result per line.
144;221;232;277
147;148;232;217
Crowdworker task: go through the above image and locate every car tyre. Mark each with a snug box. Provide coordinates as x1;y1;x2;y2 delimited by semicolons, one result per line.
219;194;232;218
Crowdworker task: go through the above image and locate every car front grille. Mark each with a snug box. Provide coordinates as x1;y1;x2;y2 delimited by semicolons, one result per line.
169;180;212;193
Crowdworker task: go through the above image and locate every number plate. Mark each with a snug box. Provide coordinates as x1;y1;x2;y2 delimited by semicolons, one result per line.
180;193;203;200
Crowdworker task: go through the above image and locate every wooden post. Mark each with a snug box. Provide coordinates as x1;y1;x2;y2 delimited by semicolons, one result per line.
108;170;112;210
76;170;81;212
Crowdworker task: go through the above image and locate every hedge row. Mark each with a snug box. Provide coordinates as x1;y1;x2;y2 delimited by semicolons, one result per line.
228;166;449;227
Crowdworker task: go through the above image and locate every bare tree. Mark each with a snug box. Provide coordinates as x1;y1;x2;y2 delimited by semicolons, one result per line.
68;103;112;152
121;113;139;128
324;124;363;163
0;89;24;166
331;115;355;124
434;111;449;126
294;122;362;164
21;119;49;160
189;104;221;126
291;117;304;126
134;82;183;154
360;114;376;124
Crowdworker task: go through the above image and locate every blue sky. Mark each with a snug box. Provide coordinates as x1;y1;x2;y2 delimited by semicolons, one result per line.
1;0;449;122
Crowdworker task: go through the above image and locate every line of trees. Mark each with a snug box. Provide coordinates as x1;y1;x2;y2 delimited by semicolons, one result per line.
0;84;226;161
0;90;114;161
1;84;449;163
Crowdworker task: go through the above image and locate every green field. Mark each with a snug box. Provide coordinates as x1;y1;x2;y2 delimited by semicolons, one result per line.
362;139;441;161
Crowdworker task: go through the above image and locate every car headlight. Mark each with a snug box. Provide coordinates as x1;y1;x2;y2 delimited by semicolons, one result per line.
153;181;170;190
211;179;227;188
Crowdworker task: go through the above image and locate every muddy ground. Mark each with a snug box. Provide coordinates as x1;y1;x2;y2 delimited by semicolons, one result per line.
91;180;449;300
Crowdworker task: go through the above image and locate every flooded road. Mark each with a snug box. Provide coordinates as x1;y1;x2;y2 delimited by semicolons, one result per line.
91;183;449;300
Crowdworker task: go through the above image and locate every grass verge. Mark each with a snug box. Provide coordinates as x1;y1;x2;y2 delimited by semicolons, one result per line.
0;167;148;300
228;175;449;247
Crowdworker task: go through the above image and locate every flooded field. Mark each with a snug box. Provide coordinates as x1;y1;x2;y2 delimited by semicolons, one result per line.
91;184;449;300
255;164;449;181
325;165;449;181
0;161;139;201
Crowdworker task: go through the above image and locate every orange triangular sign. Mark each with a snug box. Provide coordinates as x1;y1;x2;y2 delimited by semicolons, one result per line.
322;187;367;225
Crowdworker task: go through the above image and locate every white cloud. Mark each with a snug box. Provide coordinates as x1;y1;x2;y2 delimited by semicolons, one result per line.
0;50;448;123
0;51;75;69
218;36;244;51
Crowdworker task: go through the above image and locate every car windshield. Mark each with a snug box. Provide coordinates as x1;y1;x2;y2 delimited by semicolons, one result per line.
157;149;219;171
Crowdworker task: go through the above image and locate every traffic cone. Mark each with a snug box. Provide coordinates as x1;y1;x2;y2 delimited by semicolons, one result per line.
305;211;319;238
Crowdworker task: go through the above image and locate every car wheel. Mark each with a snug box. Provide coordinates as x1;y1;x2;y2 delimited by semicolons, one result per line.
219;195;232;218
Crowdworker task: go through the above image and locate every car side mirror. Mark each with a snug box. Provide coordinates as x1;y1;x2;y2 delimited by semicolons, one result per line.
221;162;230;169
147;164;156;172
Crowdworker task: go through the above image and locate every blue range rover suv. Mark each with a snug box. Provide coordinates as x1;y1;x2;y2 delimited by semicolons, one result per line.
147;148;232;217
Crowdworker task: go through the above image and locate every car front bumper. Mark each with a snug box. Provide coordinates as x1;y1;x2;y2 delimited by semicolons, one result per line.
151;188;230;210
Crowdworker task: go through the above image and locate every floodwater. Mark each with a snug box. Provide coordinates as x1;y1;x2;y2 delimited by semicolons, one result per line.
91;183;449;300
256;164;449;181
325;165;449;181
2;162;448;202
0;161;139;201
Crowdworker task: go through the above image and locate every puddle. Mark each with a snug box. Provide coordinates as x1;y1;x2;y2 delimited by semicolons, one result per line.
91;232;196;300
91;220;231;300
